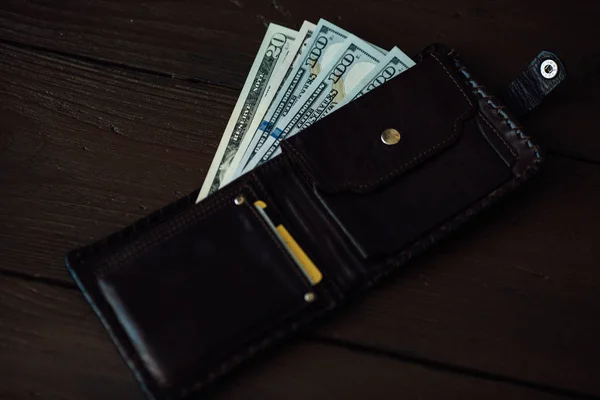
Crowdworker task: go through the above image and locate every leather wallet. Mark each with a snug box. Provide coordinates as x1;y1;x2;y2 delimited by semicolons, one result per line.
66;44;551;400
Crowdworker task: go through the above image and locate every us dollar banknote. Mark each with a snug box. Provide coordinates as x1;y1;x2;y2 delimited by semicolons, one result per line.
222;21;316;186
294;41;393;129
336;46;414;107
243;38;384;171
196;23;297;202
232;20;352;174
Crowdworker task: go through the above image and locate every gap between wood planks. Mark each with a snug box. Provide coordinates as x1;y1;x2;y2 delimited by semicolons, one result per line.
0;271;592;400
306;336;600;400
1;39;598;399
0;267;77;290
0;150;593;284
0;38;240;90
0;38;596;166
1;153;599;399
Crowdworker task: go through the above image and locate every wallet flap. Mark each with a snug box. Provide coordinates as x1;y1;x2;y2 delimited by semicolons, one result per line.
282;52;476;193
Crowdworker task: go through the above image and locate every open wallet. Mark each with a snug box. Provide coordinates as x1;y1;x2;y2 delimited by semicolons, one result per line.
66;44;566;400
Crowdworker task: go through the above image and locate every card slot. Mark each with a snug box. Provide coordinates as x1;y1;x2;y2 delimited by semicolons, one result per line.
250;159;368;295
91;186;326;394
252;199;323;286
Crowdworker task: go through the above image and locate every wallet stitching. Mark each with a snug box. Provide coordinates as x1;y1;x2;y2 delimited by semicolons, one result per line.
73;185;237;266
431;53;473;106
94;190;235;275
95;183;260;278
477;111;519;158
95;196;230;277
452;53;542;165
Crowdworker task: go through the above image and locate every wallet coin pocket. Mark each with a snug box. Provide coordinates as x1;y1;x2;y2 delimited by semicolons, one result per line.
311;120;513;260
282;51;513;260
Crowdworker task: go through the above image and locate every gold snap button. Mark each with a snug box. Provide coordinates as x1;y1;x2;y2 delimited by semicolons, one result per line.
381;128;401;145
234;195;245;205
304;292;317;303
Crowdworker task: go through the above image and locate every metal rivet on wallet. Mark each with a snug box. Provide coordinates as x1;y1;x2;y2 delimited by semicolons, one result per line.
540;59;558;79
381;128;401;145
234;195;245;205
304;292;317;303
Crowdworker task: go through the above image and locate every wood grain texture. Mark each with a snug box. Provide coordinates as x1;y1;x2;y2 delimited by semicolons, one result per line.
1;42;600;397
0;44;233;282
0;275;144;400
1;2;599;398
0;275;571;400
313;155;600;396
1;0;599;159
0;0;281;88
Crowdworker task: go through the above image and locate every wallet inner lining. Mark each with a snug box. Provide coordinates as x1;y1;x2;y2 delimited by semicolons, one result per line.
92;183;326;391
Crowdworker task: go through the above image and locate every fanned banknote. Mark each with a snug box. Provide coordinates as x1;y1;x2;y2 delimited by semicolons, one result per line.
196;20;415;203
227;20;352;177
222;21;316;186
336;46;415;108
242;37;385;172
196;23;297;202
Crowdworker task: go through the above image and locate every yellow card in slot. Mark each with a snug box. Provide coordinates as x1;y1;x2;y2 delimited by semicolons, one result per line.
254;200;322;285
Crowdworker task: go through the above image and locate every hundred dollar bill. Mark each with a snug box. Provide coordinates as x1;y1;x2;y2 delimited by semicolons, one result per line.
294;42;394;129
244;38;384;172
196;23;297;202
222;21;316;186
231;20;351;175
336;46;414;108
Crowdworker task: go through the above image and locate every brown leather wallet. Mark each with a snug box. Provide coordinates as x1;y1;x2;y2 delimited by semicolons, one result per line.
66;44;546;400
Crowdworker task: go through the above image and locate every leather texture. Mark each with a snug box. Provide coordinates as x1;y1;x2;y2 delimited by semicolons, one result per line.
66;44;544;400
499;50;567;118
97;199;315;389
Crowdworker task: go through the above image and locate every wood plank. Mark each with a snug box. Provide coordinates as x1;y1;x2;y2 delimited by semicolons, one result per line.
1;43;600;395
0;0;282;88
1;0;599;159
0;44;235;282
0;275;144;400
313;155;600;396
0;275;571;400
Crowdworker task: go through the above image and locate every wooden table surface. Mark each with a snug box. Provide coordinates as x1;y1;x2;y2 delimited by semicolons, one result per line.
1;1;600;399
